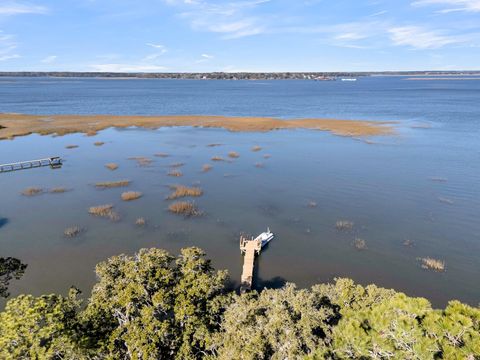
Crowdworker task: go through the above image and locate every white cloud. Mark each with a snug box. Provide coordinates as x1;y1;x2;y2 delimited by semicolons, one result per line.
0;54;20;61
201;53;214;59
0;2;48;16
146;43;168;53
90;63;168;72
389;26;462;49
412;0;480;13
41;55;57;63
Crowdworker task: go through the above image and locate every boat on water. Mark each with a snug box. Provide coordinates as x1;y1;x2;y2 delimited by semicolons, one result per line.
341;78;357;82
255;227;274;247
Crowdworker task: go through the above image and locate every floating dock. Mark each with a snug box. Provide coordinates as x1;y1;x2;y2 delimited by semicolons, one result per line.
0;157;62;173
239;228;274;292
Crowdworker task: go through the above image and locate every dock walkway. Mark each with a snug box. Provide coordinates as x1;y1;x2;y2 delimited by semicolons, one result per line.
239;236;262;292
0;157;62;173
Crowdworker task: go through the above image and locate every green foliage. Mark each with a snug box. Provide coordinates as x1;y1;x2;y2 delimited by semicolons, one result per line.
0;248;479;360
0;257;27;298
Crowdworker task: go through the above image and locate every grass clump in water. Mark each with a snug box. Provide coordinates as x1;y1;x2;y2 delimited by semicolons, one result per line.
255;162;264;168
154;152;169;158
202;164;213;172
169;162;185;168
307;201;317;208
251;145;262;152
207;143;223;147
228;151;240;158
65;145;79;149
105;163;118;171
353;238;367;250
438;196;454;205
418;257;445;272
167;185;203;200
135;217;146;226
211;156;224;161
128;156;152;167
168;169;183;177
50;187;70;194
21;187;43;196
263;154;272;159
168;201;201;217
336;220;354;231
121;191;142;201
95;180;130;188
403;239;415;247
94;141;105;146
88;204;120;221
64;226;83;238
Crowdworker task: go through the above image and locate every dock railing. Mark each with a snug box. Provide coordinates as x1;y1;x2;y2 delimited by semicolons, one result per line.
0;157;62;173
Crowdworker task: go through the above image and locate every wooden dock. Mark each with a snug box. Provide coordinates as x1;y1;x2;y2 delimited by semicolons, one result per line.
0;157;62;173
239;235;263;292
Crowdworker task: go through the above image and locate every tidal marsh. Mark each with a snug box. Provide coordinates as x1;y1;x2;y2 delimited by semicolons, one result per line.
167;185;203;200
168;169;183;177
95;180;131;188
105;163;119;171
211;156;224;161
21;187;43;196
418;257;445;272
228;151;240;158
88;204;120;222
121;191;143;201
168;201;201;217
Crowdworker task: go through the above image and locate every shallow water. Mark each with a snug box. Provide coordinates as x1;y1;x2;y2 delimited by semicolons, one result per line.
1;77;479;307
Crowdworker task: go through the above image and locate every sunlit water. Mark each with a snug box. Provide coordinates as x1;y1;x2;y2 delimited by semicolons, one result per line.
1;77;479;307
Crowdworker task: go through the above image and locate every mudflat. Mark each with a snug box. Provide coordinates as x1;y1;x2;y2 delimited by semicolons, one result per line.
0;113;395;140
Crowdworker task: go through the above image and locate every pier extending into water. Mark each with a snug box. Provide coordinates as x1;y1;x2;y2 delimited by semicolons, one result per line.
0;157;62;173
239;235;263;292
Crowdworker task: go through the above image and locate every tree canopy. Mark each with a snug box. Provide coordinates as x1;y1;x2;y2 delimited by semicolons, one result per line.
0;247;478;360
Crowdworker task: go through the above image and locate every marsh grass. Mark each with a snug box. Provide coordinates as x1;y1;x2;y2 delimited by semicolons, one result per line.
202;164;213;172
167;185;203;200
65;145;79;149
121;191;142;201
307;201;317;208
429;177;448;182
105;163;119;171
86;130;97;136
403;239;415;247
168;201;201;217
251;145;262;152
135;217;146;226
94;141;105;146
154;152;169;158
168;169;183;177
21;187;43;196
418;257;445;272
336;220;354;231
88;204;120;221
50;187;70;194
255;162;264;168
438;196;454;205
64;226;83;238
128;156;152;167
211;156;225;161
169;162;185;168
207;143;223;147
95;180;130;188
263;154;272;159
353;238;367;250
228;151;240;158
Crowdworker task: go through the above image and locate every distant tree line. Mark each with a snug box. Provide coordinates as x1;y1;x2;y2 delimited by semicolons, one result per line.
0;247;479;359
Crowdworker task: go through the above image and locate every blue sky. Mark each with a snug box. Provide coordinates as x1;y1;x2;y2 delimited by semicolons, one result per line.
0;0;479;72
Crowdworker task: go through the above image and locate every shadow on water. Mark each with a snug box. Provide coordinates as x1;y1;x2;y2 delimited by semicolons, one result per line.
0;218;8;229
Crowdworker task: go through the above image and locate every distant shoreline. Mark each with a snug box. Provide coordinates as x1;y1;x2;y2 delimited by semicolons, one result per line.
0;113;396;140
0;71;479;80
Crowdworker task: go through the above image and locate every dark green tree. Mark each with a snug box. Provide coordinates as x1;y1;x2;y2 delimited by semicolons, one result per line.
0;257;27;298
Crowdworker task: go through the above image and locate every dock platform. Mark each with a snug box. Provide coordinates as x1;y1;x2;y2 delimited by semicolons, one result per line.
239;235;263;292
0;157;62;173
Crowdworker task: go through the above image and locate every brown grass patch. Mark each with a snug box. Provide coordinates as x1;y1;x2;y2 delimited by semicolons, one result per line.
228;151;240;158
202;164;213;172
211;156;224;161
105;163;118;171
50;187;69;194
251;145;262;152
85;130;97;136
353;238;367;250
254;162;264;168
167;185;203;200
65;145;79;149
263;154;271;159
88;204;120;221
336;220;354;231
168;201;201;217
21;187;43;196
94;141;105;146
154;152;169;158
135;217;146;226
169;162;185;168
168;169;183;177
207;143;223;147
95;180;130;188
64;226;83;238
418;257;445;272
121;191;142;201
128;156;152;167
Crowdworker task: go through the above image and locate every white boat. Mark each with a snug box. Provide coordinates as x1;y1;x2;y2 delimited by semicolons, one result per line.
254;227;274;247
341;78;357;82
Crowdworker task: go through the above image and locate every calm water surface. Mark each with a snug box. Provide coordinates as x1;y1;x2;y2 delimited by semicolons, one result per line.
0;77;479;307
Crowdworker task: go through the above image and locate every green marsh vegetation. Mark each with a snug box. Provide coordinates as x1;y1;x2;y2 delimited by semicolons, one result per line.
0;247;478;359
